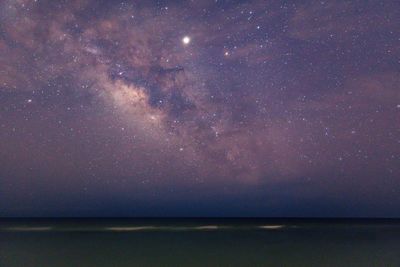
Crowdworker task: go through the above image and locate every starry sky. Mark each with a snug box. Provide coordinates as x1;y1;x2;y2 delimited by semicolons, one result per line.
0;0;399;217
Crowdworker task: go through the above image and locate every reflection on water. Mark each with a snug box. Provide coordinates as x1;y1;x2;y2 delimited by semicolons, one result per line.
1;219;400;267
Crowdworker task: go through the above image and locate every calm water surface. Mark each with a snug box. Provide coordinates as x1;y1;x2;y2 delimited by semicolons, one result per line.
1;219;399;267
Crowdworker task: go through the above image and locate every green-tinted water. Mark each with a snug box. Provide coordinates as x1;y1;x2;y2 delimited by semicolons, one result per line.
1;219;399;267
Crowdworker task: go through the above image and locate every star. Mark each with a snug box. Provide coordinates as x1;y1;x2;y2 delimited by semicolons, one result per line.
182;36;191;45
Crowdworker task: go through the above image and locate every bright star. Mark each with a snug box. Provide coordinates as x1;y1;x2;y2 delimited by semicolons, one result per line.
182;36;191;45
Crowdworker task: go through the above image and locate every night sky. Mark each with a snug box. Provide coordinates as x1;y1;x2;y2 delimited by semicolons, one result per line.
0;0;399;217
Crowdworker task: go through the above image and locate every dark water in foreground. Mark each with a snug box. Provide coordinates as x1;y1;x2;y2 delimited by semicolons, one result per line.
1;219;400;267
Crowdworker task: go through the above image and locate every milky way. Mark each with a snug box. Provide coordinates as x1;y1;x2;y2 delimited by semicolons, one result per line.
0;0;399;216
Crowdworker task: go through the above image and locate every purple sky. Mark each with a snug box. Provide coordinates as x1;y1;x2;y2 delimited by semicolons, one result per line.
0;0;399;217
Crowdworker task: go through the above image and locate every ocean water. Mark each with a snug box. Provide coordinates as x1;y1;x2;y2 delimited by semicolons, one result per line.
0;219;400;267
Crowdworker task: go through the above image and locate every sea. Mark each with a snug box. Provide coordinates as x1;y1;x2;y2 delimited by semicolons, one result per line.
1;218;399;267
